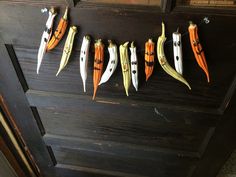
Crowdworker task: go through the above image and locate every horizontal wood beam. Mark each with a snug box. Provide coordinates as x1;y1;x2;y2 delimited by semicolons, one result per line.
160;0;175;13
44;133;200;159
26;89;222;115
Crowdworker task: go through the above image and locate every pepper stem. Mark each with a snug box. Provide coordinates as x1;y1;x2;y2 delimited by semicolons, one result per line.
161;22;165;38
131;41;135;48
108;40;113;48
85;35;90;41
50;7;56;15
63;6;69;20
176;27;179;33
123;41;129;47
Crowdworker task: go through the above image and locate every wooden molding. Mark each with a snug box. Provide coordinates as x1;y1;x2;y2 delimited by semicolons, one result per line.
0;95;40;177
0;136;27;177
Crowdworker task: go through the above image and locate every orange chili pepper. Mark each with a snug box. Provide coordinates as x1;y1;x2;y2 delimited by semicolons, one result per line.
188;21;210;82
47;7;68;51
145;39;155;81
93;39;104;100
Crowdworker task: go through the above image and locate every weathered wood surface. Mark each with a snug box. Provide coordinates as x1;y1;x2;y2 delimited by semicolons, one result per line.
51;144;195;177
191;93;236;177
0;1;236;177
4;5;234;113
15;43;235;114
0;39;53;177
0;135;27;177
37;106;214;156
27;89;218;127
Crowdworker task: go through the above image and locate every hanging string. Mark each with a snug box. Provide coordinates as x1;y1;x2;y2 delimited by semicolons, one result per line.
88;17;211;54
41;8;48;13
165;16;210;45
135;16;210;53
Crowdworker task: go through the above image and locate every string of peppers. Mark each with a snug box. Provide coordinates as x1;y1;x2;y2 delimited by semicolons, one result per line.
37;7;210;100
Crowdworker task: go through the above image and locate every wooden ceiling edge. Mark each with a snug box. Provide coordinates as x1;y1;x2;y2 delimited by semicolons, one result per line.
0;1;68;7
1;1;236;16
173;5;236;16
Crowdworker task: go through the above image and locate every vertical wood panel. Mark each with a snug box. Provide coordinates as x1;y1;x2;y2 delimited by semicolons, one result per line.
0;37;53;176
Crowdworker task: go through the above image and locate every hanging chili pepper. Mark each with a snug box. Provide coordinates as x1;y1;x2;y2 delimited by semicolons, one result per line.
172;28;183;75
145;39;155;81
130;42;138;91
37;7;57;74
188;21;210;82
120;42;131;96
56;26;77;76
99;40;118;86
80;35;91;92
93;39;104;100
47;7;69;51
157;22;191;90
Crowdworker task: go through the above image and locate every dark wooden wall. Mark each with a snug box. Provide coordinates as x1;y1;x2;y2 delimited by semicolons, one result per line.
0;1;236;177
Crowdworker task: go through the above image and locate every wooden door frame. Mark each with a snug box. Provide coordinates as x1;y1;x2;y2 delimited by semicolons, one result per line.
0;2;236;177
0;36;53;177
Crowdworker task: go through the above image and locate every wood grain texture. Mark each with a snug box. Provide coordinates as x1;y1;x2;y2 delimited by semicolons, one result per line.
4;3;234;113
37;106;214;156
15;43;234;114
191;93;236;177
43;134;198;160
50;144;195;177
0;135;27;177
161;0;175;12
54;164;119;177
0;0;68;6
0;1;236;177
26;89;218;127
0;38;53;176
0;96;40;177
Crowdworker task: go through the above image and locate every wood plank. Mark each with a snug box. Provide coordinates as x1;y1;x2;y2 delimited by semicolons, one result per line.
0;136;27;177
80;0;161;6
17;42;233;114
5;45;28;92
50;144;195;177
5;3;234;113
65;0;76;7
30;90;218;127
0;2;235;177
26;89;221;117
54;165;118;177
160;0;175;12
0;37;53;176
0;0;67;6
37;105;215;155
44;133;199;159
0;2;235;114
191;93;236;177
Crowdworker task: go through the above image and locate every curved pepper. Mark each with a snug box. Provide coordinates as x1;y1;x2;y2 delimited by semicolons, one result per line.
120;42;131;96
145;39;155;81
93;39;104;100
37;7;57;74
188;21;210;82
47;7;68;51
56;26;77;76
